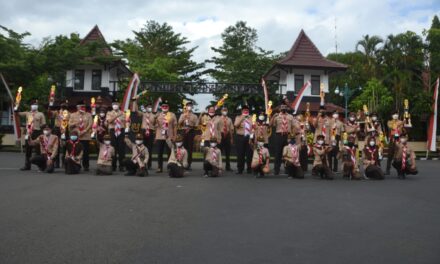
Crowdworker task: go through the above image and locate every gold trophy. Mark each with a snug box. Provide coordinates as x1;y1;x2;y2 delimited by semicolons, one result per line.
14;87;22;111
25;114;33;140
363;105;374;132
48;85;56;107
378;132;385;159
319;83;325;107
61;110;69;140
91;97;96;116
91;115;98;139
125;110;131;133
216;94;228;109
403;99;412;128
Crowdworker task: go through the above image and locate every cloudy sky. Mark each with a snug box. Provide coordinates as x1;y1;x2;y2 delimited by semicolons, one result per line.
1;0;439;110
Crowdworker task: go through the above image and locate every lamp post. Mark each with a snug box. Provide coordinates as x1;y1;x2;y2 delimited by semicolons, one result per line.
334;83;362;119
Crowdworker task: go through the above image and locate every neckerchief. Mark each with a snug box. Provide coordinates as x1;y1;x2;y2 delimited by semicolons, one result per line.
244;117;251;136
281;114;288;133
68;140;79;156
290;144;299;164
402;145;408;170
345;146;356;166
114;111;122;137
366;146;376;165
211;147;217;163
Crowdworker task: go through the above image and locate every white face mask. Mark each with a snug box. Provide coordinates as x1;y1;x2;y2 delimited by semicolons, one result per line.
31;105;38;111
372;116;377;121
70;135;78;141
400;138;407;144
187;106;192;111
176;142;183;147
162;108;168;113
222;111;228;116
104;140;111;145
349;117;356;122
392;114;398;120
318;140;324;145
369;141;376;147
258;142;264;147
208;112;215;117
333;114;339;119
112;104;119;111
43;130;50;136
258;116;265;121
135;140;143;145
210;142;217;148
146;107;152;113
99;113;106;117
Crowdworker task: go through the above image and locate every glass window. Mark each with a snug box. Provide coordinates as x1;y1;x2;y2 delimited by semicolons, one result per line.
74;70;85;90
92;70;102;90
311;75;321;95
294;74;304;93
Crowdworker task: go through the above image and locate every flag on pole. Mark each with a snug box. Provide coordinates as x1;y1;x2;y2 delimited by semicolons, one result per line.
153;97;162;113
261;78;269;114
290;81;311;114
121;73;140;112
0;73;21;140
427;77;439;152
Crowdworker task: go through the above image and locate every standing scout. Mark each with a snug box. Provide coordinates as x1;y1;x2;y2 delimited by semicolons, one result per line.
68;101;92;171
28;125;59;173
283;134;304;179
49;100;69;168
124;133;149;177
155;101;177;173
218;106;234;171
234;105;253;174
386;111;404;175
251;136;270;178
166;135;188;178
392;133;418;179
253;111;270;146
297;112;312;172
363;137;384;180
95;107;108;142
105;99;126;172
96;134;115;175
327;110;344;172
133;99;155;169
344;112;360;144
200;106;221;147
203;137;223;177
312;135;333;180
17;99;46;171
178;101;198;170
270;104;294;175
64;131;83;174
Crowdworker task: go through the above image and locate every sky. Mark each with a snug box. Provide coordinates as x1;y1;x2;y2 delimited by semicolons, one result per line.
1;0;439;110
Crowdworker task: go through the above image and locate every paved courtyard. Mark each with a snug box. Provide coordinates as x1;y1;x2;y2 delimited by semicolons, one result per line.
0;152;439;264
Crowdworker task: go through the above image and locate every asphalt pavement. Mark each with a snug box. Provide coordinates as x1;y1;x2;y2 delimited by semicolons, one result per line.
0;152;439;264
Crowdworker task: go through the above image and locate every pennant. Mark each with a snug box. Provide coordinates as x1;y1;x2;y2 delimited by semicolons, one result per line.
121;73;140;112
427;77;439;152
153;97;162;113
290;81;311;114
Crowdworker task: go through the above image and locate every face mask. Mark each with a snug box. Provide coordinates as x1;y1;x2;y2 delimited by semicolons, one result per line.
369;141;376;147
317;140;324;145
258;142;265;147
100;113;106;117
162;107;169;113
208;112;215;117
187;106;192;111
210;142;217;148
79;106;86;112
243;111;249;116
349;117;355;122
392;114;398;120
372;116;377;121
70;135;78;141
400;138;407;144
333;114;339;119
135;140;143;145
176;142;183;147
142;108;147;113
258;116;265;121
222;111;228;116
31;105;38;111
112;105;119;111
146;107;152;113
104;140;111;145
289;140;296;145
43;130;50;136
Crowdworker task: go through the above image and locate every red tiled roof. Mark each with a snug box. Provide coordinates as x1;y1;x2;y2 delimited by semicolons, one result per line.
276;29;347;70
80;25;112;56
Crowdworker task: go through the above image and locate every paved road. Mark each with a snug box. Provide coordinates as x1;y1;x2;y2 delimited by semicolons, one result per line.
0;152;439;264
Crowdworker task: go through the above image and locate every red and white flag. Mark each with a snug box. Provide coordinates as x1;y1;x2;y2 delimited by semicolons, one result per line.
427;77;439;152
121;73;140;112
261;78;269;114
290;81;311;114
153;97;162;113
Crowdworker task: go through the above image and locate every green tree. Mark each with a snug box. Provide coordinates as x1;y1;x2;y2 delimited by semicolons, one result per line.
350;78;393;119
207;21;278;112
355;34;383;78
426;15;440;82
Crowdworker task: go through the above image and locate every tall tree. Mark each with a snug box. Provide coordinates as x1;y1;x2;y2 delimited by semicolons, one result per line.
356;34;383;78
426;15;440;82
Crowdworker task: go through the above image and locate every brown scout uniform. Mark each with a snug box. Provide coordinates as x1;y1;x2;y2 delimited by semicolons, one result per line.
201;115;221;143
29;134;59;160
69;111;93;141
124;137;149;168
155;112;178;140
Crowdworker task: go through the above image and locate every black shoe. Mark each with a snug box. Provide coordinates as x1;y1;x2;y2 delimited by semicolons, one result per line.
235;171;243;175
226;167;232;172
156;168;163;173
274;171;280;176
20;166;31;171
385;170;390;175
246;169;252;174
124;172;135;176
112;167;116;172
119;167;125;172
84;168;89;172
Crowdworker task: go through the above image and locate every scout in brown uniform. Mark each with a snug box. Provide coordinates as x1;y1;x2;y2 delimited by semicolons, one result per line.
166;135;188;178
178;101;199;169
218;106;234;171
344;112;360;144
253;111;270;145
96;107;108;142
234;105;253;174
251;136;270;178
392;133;418;179
327;110;345;172
133;99;155;169
65;131;83;174
68;101;92;171
312;135;333;180
28;125;59;173
203;137;223;177
105;99;126;171
49;101;69;168
340;136;361;180
386;111;404;175
312;108;329;143
200;106;221;146
270;104;294;175
155;101;178;173
283;134;304;179
124;133;149;177
17;99;46;170
364;112;383;140
297;113;312;172
363;137;384;180
96;134;114;175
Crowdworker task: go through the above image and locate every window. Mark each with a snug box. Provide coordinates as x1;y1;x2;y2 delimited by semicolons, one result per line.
311;75;321;95
92;70;102;90
294;74;304;93
74;70;85;90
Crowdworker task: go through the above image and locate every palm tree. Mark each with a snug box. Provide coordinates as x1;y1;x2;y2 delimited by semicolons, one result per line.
356;35;383;77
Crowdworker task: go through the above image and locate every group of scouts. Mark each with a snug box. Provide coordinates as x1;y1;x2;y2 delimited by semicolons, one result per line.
16;96;418;180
